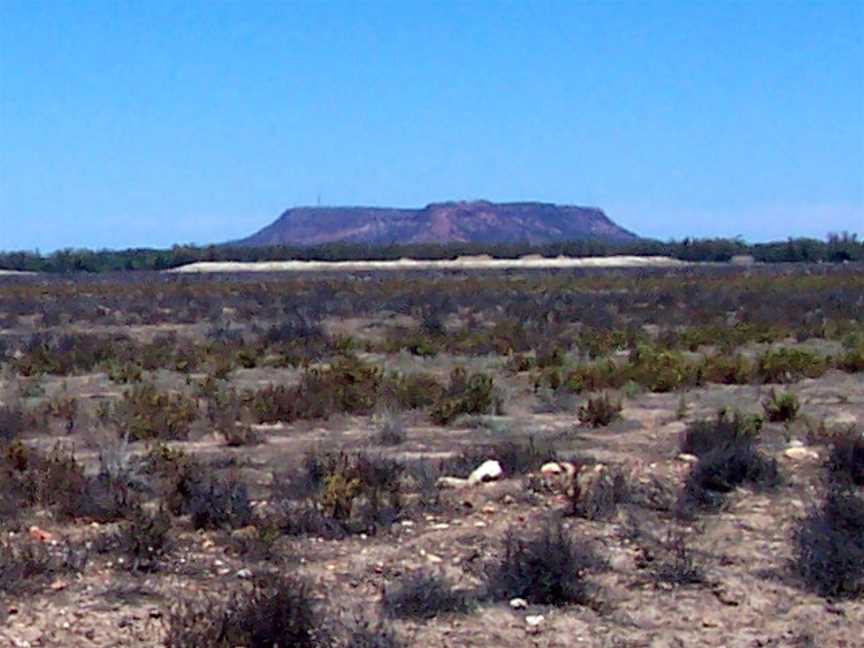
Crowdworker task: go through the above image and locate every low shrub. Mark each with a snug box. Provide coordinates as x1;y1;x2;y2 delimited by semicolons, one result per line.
0;536;88;594
113;383;198;441
627;344;697;393
247;356;386;424
761;388;800;422
343;617;404;648
185;474;254;531
792;486;864;598
429;368;499;425
278;450;405;536
164;575;325;648
678;410;779;514
484;522;601;606
0;442;134;522
651;531;706;587
372;410;406;446
387;372;445;410
577;392;622;427
700;353;754;385
826;428;864;487
679;409;763;457
570;464;629;521
0;403;26;442
755;347;827;384
117;506;172;572
381;571;472;620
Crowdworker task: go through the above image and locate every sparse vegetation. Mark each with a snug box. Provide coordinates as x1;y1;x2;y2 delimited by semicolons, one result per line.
164;575;325;648
484;523;601;606
381;571;472;620
762;388;800;422
0;261;861;644
577;392;622;427
792;485;864;599
677;410;779;514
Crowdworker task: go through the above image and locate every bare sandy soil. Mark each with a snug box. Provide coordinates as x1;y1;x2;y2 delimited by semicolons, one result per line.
169;255;690;273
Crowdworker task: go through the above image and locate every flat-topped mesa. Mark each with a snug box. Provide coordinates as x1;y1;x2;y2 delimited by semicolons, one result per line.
234;200;639;247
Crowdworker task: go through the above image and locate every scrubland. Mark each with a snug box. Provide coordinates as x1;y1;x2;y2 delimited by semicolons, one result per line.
0;263;861;647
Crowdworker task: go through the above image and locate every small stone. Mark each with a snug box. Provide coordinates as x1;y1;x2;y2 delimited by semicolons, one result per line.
677;453;699;464
430;523;451;530
474;521;487;528
526;614;545;631
468;460;503;485
437;476;470;489
426;553;443;564
28;526;54;543
236;568;253;579
50;579;68;591
784;447;819;461
482;505;496;515
510;597;528;609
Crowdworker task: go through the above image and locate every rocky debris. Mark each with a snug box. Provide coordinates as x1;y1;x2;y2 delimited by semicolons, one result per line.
526;614;545;634
538;460;578;493
28;526;54;543
437;476;471;489
468;460;503;485
509;598;528;610
576;463;610;495
783;447;819;461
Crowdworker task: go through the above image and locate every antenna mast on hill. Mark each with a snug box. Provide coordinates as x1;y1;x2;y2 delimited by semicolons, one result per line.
316;192;321;207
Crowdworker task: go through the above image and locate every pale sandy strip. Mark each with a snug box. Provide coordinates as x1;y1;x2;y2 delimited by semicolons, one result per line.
169;255;690;273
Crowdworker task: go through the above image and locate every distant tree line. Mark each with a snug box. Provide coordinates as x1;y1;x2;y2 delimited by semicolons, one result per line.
0;232;860;273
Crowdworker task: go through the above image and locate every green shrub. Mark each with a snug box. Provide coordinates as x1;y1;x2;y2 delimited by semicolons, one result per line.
429;368;498;425
114;383;198;441
387;372;445;410
700;353;754;385
761;388;800;422
627;344;697;392
756;347;827;383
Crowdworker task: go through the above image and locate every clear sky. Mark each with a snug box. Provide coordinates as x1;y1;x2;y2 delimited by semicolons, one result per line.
1;0;862;251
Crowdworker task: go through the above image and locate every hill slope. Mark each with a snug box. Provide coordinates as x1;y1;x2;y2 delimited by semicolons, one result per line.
235;200;638;246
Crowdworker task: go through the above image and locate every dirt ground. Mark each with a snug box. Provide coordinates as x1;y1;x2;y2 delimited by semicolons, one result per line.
0;365;861;647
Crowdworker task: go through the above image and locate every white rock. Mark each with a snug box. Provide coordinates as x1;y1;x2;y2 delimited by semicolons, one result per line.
437;476;470;489
509;597;528;609
468;459;503;485
540;462;564;476
526;614;545;627
236;568;253;579
784;447;819;461
676;453;699;464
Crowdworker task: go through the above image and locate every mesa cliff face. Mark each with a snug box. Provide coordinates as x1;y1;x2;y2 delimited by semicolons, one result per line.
235;200;638;246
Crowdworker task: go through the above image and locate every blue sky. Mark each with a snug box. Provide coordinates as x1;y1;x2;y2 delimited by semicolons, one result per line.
1;0;862;251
